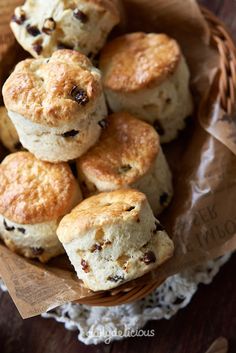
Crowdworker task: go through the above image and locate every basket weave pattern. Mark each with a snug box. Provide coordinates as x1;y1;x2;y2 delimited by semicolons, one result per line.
201;7;236;114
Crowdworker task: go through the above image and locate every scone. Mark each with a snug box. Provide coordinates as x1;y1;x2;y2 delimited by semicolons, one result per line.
10;0;120;58
2;50;107;162
77;112;173;215
0;152;82;262
57;189;174;291
0;106;22;152
99;33;193;143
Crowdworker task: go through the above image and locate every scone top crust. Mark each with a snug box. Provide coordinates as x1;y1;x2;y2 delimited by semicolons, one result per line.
77;112;160;187
57;189;147;243
100;32;181;92
2;50;102;127
10;0;120;58
0;152;78;224
12;0;120;29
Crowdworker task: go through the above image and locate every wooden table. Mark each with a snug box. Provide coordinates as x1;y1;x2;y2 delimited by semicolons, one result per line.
0;1;236;352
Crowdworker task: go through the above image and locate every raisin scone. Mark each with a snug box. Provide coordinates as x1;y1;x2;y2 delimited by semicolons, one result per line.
2;50;107;162
0;106;22;152
10;0;120;58
57;189;174;291
99;33;193;143
77;112;173;215
0;152;82;262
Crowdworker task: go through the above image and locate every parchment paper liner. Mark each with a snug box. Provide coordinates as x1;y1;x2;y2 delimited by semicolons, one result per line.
0;0;235;318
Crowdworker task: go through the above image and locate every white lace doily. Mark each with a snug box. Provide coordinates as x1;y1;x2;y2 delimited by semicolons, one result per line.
0;253;231;345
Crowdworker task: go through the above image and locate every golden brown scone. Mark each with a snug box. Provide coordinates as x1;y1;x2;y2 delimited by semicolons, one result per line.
0;152;82;262
99;33;193;143
57;189;174;291
77;112;173;215
100;32;180;92
2;50;107;162
10;0;120;58
0;106;22;152
3;50;102;126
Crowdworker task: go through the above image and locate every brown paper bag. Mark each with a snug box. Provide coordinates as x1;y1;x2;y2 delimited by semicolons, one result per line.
0;0;236;318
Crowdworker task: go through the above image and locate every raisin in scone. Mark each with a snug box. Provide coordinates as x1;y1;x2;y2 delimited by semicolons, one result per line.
10;0;120;58
99;33;193;143
57;189;174;291
0;152;82;262
77;112;173;215
0;107;22;152
2;50;107;162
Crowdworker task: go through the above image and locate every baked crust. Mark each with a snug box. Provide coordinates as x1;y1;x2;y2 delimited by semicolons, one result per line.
0;152;78;224
57;189;147;243
77;112;159;187
3;50;102;127
10;0;120;58
100;33;181;92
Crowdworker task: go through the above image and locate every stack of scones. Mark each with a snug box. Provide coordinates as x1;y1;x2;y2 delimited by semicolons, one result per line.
0;0;193;292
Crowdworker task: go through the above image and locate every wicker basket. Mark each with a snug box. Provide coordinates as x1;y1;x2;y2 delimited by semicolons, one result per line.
73;6;236;307
0;4;236;313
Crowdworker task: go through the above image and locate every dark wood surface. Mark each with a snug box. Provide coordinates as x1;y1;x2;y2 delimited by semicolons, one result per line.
0;1;236;352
